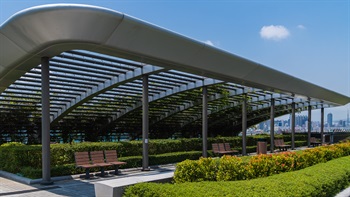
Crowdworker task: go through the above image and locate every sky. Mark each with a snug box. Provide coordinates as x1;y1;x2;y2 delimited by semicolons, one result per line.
1;0;349;122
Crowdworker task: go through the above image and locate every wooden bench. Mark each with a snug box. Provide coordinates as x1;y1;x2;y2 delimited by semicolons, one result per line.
74;151;99;179
224;143;239;155
75;151;126;178
274;139;291;151
104;150;127;175
310;137;321;147
212;143;238;156
90;151;113;177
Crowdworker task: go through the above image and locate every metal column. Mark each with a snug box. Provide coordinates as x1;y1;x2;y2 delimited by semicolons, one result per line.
142;75;149;171
321;107;324;145
242;96;247;155
291;102;296;150
308;105;312;147
202;86;208;158
270;98;275;153
41;57;52;185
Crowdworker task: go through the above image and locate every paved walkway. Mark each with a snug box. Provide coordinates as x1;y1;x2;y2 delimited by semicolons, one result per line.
0;164;175;197
0;176;95;197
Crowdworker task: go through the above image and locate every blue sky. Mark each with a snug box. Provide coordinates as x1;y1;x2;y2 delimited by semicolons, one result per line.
1;0;349;121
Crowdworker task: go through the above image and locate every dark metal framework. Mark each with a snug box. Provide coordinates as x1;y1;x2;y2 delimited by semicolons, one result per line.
0;50;334;143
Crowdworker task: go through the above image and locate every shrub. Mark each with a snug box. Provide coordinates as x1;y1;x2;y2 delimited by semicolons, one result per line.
0;145;41;172
272;152;297;173
246;154;276;178
19;167;42;179
245;152;297;179
174;142;350;183
216;156;246;181
0;142;25;147
124;156;350;197
174;157;218;183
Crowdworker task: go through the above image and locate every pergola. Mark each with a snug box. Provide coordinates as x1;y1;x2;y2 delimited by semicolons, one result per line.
1;4;349;184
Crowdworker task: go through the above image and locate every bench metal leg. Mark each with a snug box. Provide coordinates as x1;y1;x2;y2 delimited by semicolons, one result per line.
85;168;90;179
114;166;119;175
100;167;105;177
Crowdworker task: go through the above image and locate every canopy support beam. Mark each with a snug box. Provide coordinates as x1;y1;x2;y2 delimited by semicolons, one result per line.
270;98;275;153
142;75;149;171
242;95;247;155
291;102;295;149
202;86;208;157
41;57;52;185
321;107;324;145
308;105;312;147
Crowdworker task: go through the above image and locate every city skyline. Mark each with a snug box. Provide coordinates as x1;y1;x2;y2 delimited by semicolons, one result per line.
277;106;350;122
262;113;349;132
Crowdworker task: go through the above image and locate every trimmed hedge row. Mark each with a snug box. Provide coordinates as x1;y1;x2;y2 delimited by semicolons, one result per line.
0;135;307;177
124;156;350;197
17;151;209;179
0;135;306;169
174;142;350;183
0;145;42;173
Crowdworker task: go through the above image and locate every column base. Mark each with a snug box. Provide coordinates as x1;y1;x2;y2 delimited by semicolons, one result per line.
40;180;53;185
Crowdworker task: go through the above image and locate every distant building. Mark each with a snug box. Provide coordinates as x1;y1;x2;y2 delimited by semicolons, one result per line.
276;120;283;127
296;115;307;127
327;113;333;127
258;122;265;130
338;120;346;127
347;109;349;126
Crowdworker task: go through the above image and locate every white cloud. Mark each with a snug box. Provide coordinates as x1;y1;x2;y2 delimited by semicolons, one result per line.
204;40;214;46
297;25;306;29
260;25;290;41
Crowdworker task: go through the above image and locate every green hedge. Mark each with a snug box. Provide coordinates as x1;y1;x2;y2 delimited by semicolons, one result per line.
124;156;350;197
0;145;42;172
0;135;307;176
16;151;208;179
1;135;306;164
173;142;350;183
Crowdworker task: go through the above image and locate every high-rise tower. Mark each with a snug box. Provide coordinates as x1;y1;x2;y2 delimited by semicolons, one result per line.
327;113;333;127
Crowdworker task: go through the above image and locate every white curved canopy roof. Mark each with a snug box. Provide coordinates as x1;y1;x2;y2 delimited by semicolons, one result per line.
1;4;349;106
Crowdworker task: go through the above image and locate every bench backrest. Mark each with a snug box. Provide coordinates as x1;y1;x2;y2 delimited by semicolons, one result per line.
212;143;220;153
280;139;286;145
274;139;281;146
74;151;90;166
310;137;316;143
218;143;226;151
104;150;119;162
90;151;105;164
224;143;231;151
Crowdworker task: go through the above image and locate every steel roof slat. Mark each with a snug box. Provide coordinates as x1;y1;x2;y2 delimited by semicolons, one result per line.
27;70;105;84
54;54;133;73
50;60;125;77
68;50;144;69
47;65;112;80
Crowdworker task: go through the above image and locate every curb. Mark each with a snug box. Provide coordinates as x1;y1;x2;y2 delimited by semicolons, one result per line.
0;170;76;185
335;187;350;197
